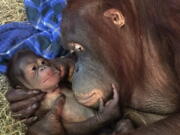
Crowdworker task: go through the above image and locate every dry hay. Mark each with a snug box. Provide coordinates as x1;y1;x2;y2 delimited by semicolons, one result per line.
0;0;27;135
0;75;26;135
0;0;26;25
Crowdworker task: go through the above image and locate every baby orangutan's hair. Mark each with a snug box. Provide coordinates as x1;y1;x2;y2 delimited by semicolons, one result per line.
6;49;41;88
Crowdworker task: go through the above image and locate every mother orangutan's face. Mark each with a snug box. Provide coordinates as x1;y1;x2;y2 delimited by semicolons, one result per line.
61;2;125;107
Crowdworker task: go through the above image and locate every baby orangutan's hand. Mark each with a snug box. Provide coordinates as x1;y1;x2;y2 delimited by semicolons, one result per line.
98;84;121;122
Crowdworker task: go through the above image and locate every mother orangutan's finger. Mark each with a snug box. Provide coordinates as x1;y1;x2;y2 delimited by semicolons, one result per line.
6;89;41;103
22;116;38;126
10;94;44;112
12;103;39;119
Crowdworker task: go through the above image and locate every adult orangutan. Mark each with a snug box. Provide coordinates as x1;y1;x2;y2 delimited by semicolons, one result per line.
61;0;180;134
6;0;180;135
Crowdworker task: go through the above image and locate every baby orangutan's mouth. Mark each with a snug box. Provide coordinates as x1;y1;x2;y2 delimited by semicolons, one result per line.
43;70;60;83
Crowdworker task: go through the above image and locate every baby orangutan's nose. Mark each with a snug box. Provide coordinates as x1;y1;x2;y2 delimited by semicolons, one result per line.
76;89;104;108
39;66;47;71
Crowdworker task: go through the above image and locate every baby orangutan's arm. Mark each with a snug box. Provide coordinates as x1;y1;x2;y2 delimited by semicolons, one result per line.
64;87;120;135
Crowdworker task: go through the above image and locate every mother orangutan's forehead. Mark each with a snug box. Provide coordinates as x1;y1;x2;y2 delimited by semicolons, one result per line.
65;0;102;16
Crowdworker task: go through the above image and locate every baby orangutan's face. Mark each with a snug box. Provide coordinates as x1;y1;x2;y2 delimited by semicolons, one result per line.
19;55;65;92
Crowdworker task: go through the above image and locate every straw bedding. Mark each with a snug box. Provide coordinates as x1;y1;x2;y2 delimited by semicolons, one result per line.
0;0;26;134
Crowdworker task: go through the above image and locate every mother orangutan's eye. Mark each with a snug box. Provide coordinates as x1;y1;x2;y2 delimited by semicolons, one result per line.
75;44;84;51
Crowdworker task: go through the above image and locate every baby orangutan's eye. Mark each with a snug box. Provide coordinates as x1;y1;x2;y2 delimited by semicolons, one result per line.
41;61;46;65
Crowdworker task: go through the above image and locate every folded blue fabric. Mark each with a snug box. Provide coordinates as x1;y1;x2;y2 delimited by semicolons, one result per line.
0;0;67;73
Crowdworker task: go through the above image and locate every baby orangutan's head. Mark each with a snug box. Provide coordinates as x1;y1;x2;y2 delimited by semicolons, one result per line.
7;50;65;92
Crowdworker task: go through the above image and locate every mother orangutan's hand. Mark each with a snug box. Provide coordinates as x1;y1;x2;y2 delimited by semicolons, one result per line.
5;88;45;125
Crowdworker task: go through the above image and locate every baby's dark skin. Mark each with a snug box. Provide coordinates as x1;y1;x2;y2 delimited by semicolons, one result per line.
6;50;129;135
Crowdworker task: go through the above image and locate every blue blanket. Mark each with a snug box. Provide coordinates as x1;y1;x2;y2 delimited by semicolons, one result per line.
0;0;67;73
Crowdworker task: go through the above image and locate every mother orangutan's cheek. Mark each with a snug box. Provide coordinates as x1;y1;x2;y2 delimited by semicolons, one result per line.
71;57;117;108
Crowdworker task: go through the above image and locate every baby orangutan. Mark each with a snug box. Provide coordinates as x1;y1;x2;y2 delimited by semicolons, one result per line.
6;50;124;135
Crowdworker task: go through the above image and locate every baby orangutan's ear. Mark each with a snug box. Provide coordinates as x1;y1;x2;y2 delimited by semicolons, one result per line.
104;8;125;28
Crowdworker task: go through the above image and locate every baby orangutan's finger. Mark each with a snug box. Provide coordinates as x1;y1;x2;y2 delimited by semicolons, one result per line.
6;89;41;103
105;84;119;106
10;93;44;112
112;84;119;103
99;98;105;112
